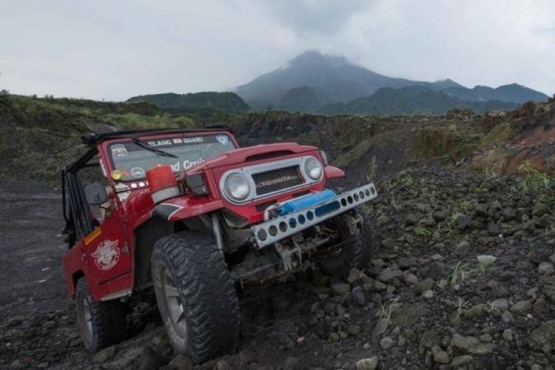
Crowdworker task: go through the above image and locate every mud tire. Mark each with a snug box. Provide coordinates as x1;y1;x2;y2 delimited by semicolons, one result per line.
151;232;240;363
75;278;127;352
317;211;374;274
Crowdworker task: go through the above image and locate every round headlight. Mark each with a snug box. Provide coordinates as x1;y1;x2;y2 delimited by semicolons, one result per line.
305;157;323;180
225;173;250;201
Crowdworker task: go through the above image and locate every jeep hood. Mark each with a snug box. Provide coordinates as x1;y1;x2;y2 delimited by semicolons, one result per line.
184;142;317;174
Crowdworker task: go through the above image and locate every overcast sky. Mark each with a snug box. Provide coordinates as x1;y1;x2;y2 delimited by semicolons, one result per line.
1;0;554;101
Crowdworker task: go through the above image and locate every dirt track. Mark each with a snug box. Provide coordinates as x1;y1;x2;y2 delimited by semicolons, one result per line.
0;180;89;369
0;180;66;312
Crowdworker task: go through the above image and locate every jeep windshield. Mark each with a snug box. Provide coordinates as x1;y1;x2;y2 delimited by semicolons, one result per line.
109;133;236;181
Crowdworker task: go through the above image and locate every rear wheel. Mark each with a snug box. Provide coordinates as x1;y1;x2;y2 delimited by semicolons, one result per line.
75;278;127;352
151;232;240;363
317;211;374;274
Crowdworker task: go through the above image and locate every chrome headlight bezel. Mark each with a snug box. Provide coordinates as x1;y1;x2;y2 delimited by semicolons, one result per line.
224;172;251;201
319;150;329;166
304;157;323;180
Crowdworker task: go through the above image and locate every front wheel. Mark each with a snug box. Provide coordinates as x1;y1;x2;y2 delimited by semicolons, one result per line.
75;278;127;352
317;211;374;274
151;232;240;363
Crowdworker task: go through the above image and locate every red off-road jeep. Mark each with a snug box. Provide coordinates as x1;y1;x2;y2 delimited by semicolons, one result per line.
61;125;377;362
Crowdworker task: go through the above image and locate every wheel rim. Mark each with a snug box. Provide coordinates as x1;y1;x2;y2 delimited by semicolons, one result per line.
160;267;188;337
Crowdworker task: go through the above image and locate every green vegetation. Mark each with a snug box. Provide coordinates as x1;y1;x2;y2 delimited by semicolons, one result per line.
450;261;475;287
450;258;492;288
456;297;471;319
295;130;322;146
368;156;379;180
318;86;520;116
380;296;400;322
412;223;433;244
400;174;414;188
278;86;325;112
414;126;481;161
377;296;401;334
481;122;513;146
332;138;373;168
127;92;249;123
0;93;194;182
518;167;553;193
469;149;512;175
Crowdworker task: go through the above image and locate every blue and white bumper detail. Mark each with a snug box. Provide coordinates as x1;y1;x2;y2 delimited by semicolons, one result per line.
251;183;378;248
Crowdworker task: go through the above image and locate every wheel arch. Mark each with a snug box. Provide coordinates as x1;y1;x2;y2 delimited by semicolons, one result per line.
132;211;222;291
70;270;85;297
133;217;176;290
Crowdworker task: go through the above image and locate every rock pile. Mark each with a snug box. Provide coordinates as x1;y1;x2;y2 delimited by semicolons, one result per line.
1;168;554;369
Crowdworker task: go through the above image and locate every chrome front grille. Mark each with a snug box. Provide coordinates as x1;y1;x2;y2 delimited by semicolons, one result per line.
219;156;323;204
252;166;303;195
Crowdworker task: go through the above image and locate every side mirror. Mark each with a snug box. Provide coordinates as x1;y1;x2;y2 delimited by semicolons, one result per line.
85;182;109;206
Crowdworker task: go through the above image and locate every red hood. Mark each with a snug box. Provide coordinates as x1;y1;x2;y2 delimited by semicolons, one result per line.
184;142;317;175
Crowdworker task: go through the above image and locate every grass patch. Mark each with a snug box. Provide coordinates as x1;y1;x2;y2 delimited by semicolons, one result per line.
400;173;414;188
332;138;373;168
481;122;513;147
414;225;432;240
456;297;471;319
380;296;400;322
450;257;494;289
469;149;510;175
450;261;474;287
368;156;379;180
518;165;553;193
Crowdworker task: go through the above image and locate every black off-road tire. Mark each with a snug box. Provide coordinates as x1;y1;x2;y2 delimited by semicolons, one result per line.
75;278;127;352
318;211;374;274
151;232;240;363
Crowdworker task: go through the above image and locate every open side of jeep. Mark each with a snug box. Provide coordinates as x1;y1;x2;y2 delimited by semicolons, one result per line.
61;126;377;363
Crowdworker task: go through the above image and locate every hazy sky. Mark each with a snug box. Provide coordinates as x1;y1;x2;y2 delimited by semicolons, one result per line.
1;0;554;101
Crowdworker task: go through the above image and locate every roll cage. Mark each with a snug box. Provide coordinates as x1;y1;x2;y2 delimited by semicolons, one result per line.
61;147;99;248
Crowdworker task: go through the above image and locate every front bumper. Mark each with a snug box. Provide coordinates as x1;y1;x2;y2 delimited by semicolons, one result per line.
251;183;378;248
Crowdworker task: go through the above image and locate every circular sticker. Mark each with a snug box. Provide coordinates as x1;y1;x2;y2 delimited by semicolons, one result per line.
91;239;120;270
130;167;146;178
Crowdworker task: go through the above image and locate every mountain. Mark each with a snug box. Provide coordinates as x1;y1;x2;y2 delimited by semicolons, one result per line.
472;84;548;103
320;86;519;116
443;83;548;104
277;86;327;112
430;79;465;90
126;92;249;121
236;51;549;113
236;51;425;110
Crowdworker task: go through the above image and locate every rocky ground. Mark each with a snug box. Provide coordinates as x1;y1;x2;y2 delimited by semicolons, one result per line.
1;167;555;370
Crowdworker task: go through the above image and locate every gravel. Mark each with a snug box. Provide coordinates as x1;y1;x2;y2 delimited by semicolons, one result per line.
2;168;555;369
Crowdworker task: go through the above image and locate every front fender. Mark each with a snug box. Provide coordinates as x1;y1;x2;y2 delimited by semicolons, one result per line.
63;245;86;297
151;197;224;222
325;165;345;179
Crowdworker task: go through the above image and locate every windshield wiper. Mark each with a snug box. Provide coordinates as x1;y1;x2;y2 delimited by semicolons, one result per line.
132;138;177;158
